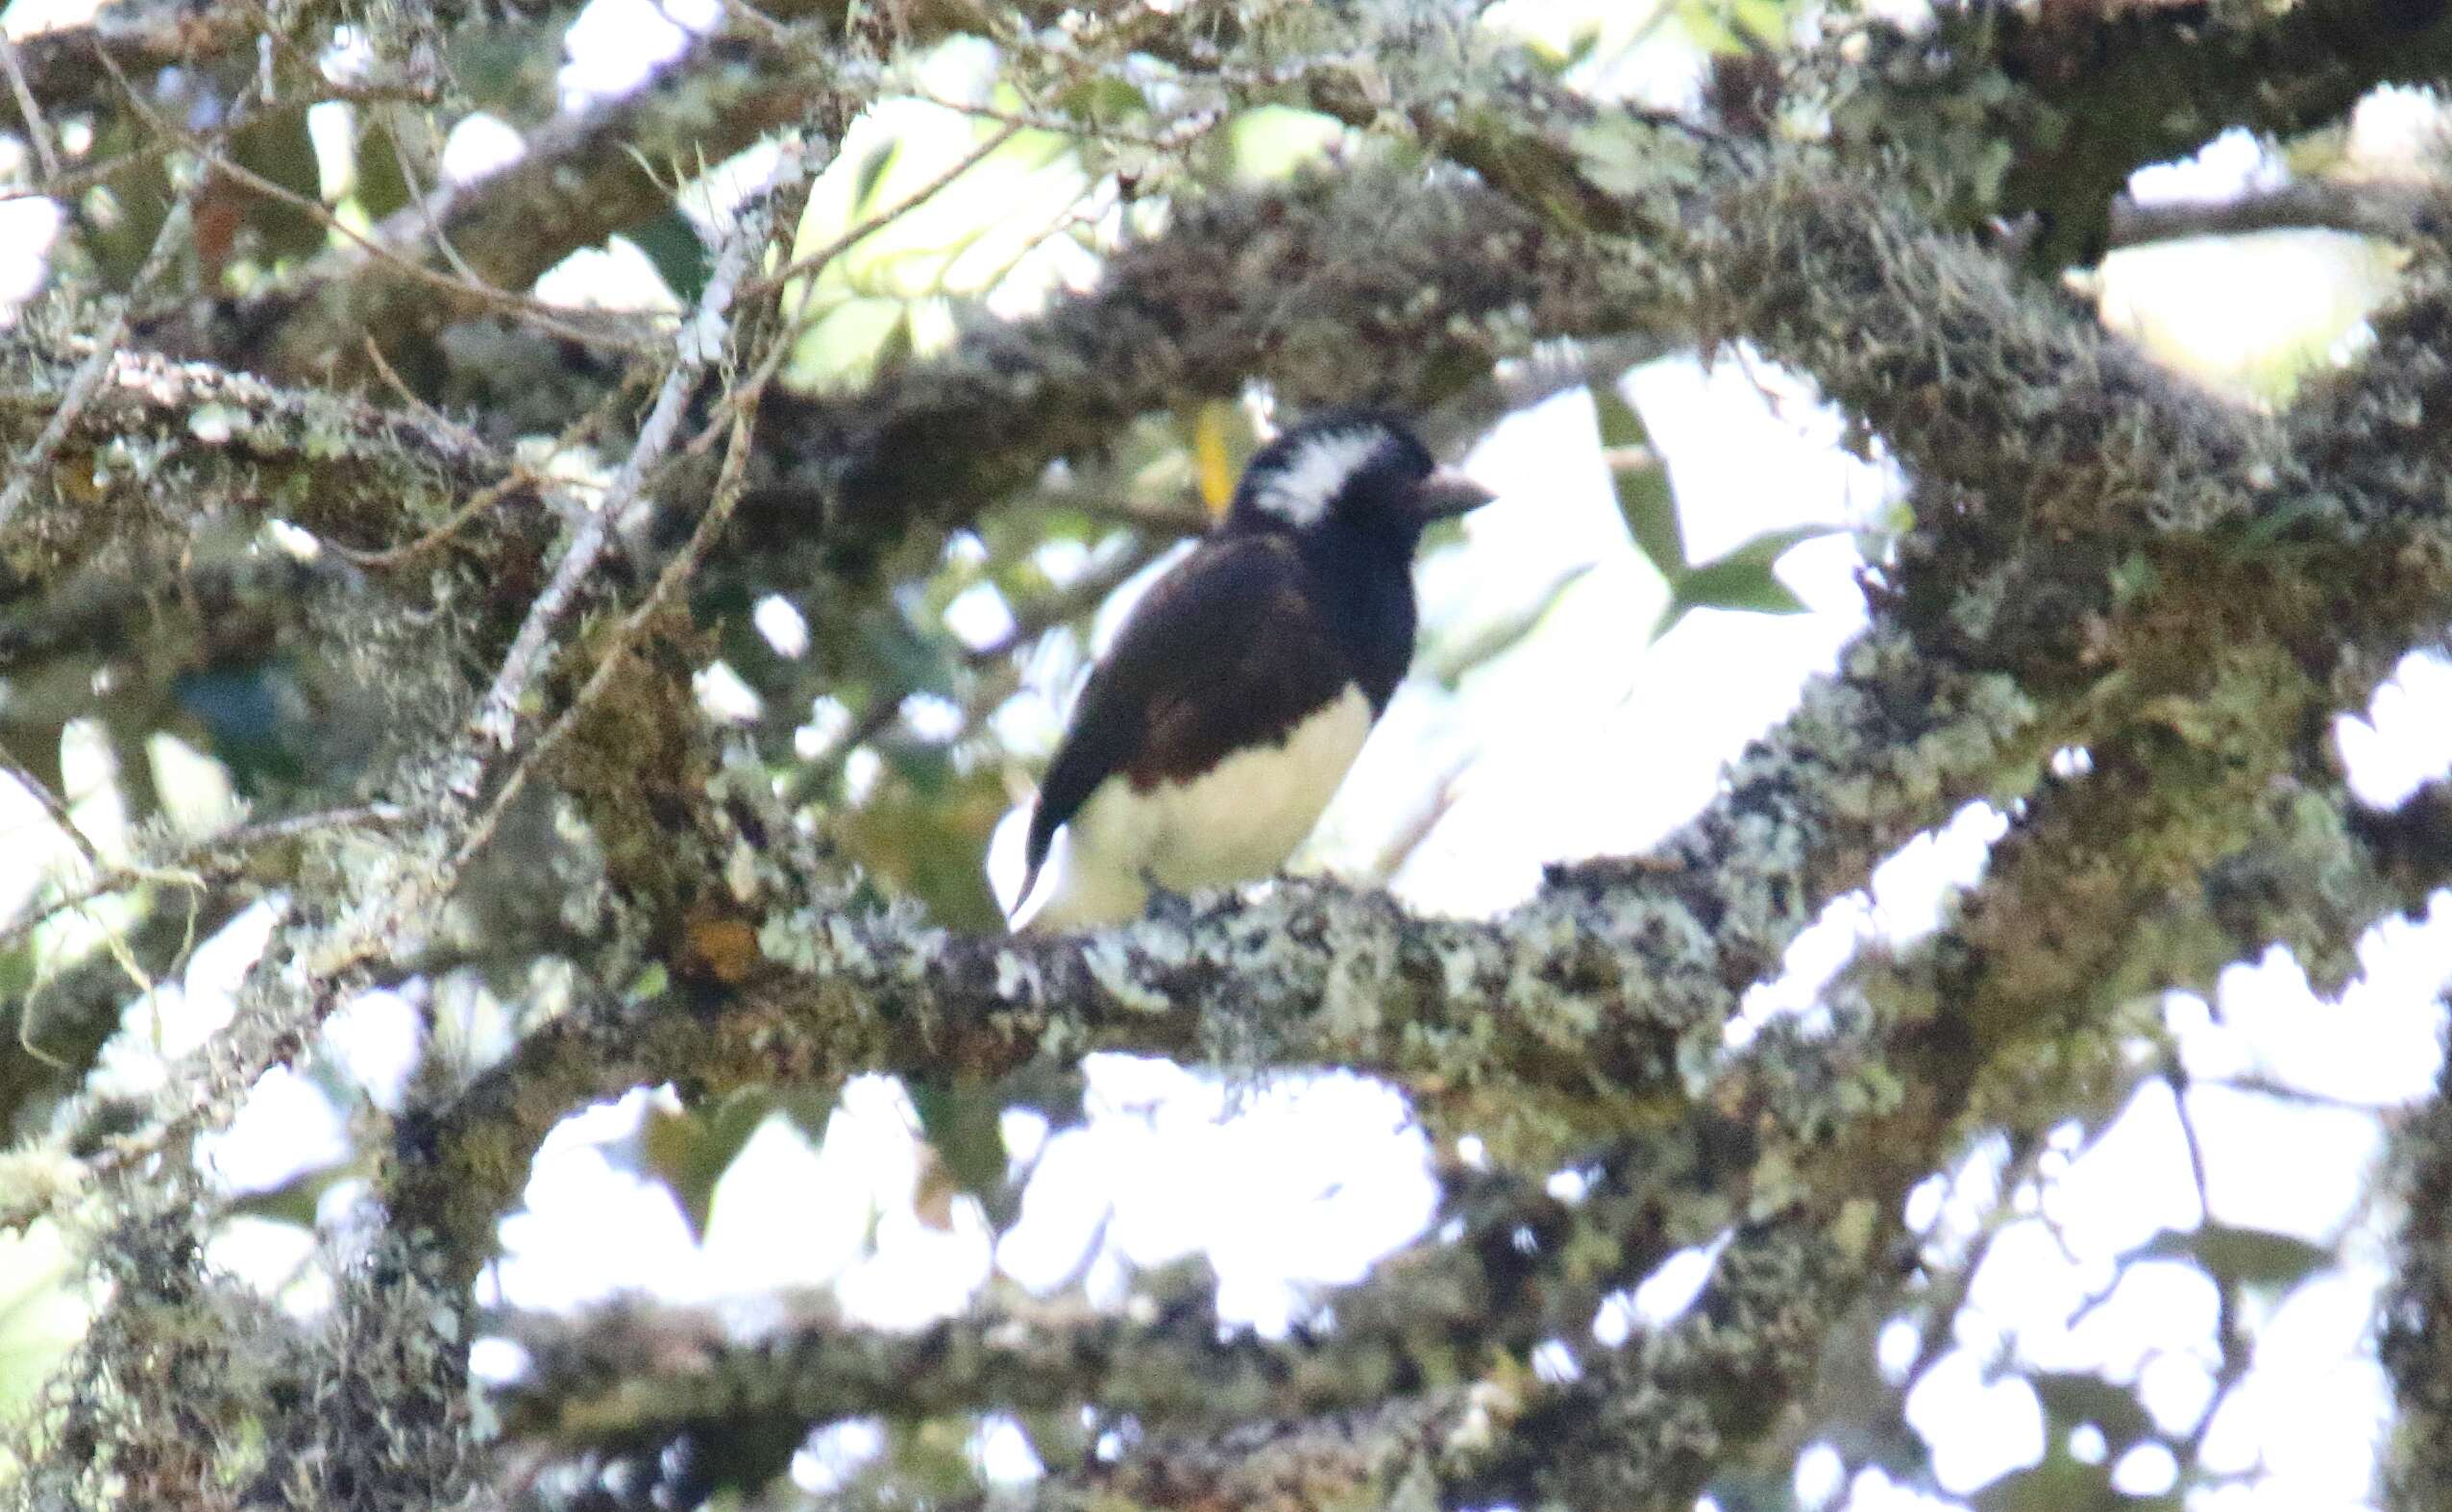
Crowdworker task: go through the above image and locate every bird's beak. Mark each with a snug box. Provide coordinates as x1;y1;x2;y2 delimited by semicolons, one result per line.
1410;467;1496;521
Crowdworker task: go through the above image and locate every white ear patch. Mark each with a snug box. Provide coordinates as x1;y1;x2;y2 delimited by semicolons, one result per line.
1251;427;1390;526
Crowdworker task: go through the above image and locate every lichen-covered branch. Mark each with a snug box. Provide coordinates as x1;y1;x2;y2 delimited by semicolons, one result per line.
0;337;519;584
397;623;2036;1265
495;1155;1609;1450
482;628;2427;1508
187;26;838;385
4;0;331;117
1013;1388;1488;1512
2108;179;2452;249
1460;656;2429;1508
410;106;2452;1360
2383;1034;2452;1510
455;102;2452;1506
747;157;1665;580
1828;0;2452;261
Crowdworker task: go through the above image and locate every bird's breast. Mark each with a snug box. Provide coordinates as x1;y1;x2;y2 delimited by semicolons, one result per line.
1073;682;1375;892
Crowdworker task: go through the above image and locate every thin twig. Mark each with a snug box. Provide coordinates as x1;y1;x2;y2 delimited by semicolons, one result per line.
0;78;430;207
381;108;506;297
359;332;502;461
1007;483;1210;533
720;118;1058;430
454;394;764;870
466;187;768;753
963;536;1165;666
330;365;647;572
85;42;658;355
189;133;661;352
742;122;1025;298
0;33;62;183
0;802;410;958
907;89;1223;155
2107;179;2452;249
0;741;103;872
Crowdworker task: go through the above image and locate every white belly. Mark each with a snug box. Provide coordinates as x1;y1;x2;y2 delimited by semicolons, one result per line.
1011;685;1374;932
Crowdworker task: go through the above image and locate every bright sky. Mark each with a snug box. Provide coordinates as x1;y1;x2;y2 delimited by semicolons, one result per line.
2;3;2449;1508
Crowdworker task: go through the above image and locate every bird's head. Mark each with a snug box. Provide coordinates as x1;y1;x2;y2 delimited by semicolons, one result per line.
1225;412;1494;545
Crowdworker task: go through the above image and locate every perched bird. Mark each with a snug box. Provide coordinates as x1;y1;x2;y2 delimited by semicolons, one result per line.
1006;411;1493;933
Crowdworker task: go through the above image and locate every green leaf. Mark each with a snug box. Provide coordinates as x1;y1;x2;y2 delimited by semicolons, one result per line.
1229;106;1349;183
1656;558;1809;632
1730;0;1791;45
1592;384;1685;576
1616;467;1683;580
909;1082;1010;1200
2139;1223;2331;1289
1650;524;1843;641
225;1162;356;1228
859;606;963;700
639;1089;777;1239
2028;1368;2156;1449
1673;0;1750;56
625;205;710;307
1567;113;1675;199
230;108;329;265
0;1221;86;1419
350;116;414;222
2108;550;2160;608
1707;522;1847;573
1058;76;1150;128
848;138;901;215
788;296;912;394
1592;380;1650;451
1975;1449;2132;1512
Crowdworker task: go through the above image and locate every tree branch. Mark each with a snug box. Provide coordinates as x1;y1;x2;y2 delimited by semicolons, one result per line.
1830;0;2452;263
2108;178;2452;248
2383;1035;2452;1509
4;0;314;117
185;25;841;385
744;156;1662;581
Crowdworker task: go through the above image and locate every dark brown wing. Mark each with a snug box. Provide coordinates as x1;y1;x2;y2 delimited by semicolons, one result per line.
1022;534;1352;887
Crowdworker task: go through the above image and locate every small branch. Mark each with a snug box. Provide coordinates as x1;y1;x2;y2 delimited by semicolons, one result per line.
963;536;1167;666
743;121;1025;299
1005;483;1210;533
456;389;764;866
0;803;409;959
492;1152;1636;1456
742;157;1655;579
1832;0;2452;262
2382;1044;2452;1508
2;0;292;118
0;34;62;184
2107;179;2452;249
0;75;429;208
160;103;654;355
218;25;840;381
326;366;643;572
0;740;104;875
466;196;767;753
0;336;518;619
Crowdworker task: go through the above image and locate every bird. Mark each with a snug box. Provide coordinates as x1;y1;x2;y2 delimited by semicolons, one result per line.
1005;410;1494;933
